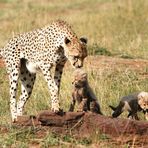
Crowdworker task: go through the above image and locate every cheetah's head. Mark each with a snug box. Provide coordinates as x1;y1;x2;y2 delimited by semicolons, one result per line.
63;37;87;68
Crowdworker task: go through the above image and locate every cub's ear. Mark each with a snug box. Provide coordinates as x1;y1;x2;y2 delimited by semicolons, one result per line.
82;73;87;79
64;37;71;45
80;37;88;44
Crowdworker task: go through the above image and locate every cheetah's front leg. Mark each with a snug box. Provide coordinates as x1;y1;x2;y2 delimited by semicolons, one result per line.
54;62;66;92
145;112;148;120
40;65;60;112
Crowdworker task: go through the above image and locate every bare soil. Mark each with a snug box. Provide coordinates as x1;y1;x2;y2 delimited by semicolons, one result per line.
1;55;148;77
85;56;148;80
1;55;148;70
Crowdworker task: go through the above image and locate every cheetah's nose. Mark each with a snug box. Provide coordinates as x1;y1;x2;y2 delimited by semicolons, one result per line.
76;64;83;68
77;65;82;68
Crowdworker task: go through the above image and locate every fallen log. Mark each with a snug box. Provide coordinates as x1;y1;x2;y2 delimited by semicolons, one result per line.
15;111;148;145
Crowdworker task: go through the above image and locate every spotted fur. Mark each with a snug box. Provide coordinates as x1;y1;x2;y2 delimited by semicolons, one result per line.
1;20;87;122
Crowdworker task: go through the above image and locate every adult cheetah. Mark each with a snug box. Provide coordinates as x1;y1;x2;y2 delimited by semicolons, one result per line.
0;20;87;122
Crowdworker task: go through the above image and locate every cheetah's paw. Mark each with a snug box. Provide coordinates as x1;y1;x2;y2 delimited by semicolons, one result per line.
51;102;60;113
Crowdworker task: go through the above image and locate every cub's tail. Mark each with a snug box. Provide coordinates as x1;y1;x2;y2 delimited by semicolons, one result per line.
109;105;116;111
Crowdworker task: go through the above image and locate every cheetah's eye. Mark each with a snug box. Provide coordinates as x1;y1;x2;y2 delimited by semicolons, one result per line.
65;37;71;45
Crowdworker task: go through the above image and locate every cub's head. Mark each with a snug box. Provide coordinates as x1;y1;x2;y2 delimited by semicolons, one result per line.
63;37;87;68
138;91;148;120
72;69;87;88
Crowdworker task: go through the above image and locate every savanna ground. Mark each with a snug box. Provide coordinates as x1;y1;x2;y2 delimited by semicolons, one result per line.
0;0;148;147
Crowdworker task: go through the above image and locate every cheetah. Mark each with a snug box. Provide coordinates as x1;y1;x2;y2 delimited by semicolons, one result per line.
0;20;88;122
109;92;148;120
69;69;102;115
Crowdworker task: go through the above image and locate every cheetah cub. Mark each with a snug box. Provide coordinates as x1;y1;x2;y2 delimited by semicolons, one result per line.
109;92;148;120
69;69;102;114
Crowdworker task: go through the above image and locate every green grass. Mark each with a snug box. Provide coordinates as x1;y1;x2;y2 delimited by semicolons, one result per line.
0;0;148;147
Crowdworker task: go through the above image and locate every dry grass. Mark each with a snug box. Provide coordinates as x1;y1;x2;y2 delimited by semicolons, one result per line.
0;0;148;58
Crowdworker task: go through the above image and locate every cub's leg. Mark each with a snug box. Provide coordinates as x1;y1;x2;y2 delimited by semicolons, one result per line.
90;101;103;115
77;98;88;112
128;112;139;120
69;93;76;112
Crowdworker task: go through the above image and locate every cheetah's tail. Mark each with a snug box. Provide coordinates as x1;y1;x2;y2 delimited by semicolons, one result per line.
0;48;3;59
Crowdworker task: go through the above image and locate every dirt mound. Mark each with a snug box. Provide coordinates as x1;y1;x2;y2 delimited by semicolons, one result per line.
6;111;147;147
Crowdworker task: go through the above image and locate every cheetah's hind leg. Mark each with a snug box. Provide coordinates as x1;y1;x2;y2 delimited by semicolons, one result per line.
8;60;20;122
17;59;36;116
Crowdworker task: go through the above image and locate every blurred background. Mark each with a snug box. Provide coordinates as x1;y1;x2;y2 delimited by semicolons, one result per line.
0;0;148;58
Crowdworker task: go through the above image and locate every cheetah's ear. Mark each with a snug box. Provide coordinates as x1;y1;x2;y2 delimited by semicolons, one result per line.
64;37;71;45
80;37;88;44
